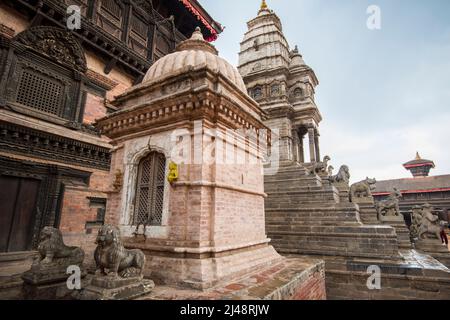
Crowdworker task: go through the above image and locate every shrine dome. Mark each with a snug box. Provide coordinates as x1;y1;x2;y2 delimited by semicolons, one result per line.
143;27;247;94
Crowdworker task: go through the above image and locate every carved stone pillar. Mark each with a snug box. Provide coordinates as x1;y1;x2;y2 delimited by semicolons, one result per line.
314;130;321;161
308;127;316;163
291;130;300;162
299;132;305;163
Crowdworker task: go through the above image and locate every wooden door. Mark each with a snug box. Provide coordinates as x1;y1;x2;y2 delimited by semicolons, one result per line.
0;176;40;252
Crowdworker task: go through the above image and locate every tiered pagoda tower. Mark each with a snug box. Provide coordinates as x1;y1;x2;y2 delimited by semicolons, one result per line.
237;1;450;299
238;0;322;164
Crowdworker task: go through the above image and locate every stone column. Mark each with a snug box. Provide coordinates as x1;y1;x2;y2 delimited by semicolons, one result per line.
299;134;305;163
308;127;316;163
291;129;300;162
314;130;321;162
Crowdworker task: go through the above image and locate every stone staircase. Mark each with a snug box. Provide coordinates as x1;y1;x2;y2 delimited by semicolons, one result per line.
264;161;399;259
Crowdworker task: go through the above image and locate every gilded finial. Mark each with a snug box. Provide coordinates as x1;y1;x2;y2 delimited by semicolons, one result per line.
415;152;421;160
260;0;268;10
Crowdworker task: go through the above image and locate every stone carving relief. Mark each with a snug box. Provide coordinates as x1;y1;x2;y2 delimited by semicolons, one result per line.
270;84;281;97
252;86;263;100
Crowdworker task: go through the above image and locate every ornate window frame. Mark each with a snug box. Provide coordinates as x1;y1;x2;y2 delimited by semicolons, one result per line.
118;136;172;239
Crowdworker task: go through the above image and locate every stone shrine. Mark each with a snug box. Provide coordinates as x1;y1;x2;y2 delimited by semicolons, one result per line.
96;27;326;298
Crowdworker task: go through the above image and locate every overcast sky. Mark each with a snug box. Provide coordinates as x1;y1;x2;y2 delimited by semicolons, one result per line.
200;0;450;183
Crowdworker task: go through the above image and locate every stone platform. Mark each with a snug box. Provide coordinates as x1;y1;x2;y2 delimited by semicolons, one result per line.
265;162;399;259
138;257;326;300
306;250;450;300
0;251;36;300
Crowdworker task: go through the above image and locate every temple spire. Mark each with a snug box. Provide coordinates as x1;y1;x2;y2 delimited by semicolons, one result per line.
415;151;421;160
261;0;268;10
259;0;269;13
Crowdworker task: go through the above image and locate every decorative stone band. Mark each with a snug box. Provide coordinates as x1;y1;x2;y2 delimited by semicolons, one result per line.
127;238;271;259
97;89;270;145
172;180;267;197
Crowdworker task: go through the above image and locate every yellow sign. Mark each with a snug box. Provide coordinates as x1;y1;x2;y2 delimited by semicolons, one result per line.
167;161;179;183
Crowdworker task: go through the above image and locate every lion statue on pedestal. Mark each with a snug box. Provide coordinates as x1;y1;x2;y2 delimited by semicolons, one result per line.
349;177;376;202
35;226;84;266
94;225;146;278
328;165;350;184
418;203;441;240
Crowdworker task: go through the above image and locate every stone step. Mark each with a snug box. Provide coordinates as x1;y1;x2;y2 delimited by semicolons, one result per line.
268;231;399;259
267;224;396;235
264;185;325;193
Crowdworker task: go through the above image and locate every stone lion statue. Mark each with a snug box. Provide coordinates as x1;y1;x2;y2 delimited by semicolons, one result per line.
35;226;84;266
376;188;402;217
349;177;376;202
328;165;350;184
309;155;331;175
410;205;423;240
418;203;441;240
94;225;146;278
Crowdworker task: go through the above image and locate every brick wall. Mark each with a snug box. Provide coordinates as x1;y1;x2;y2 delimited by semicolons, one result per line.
83;93;106;124
292;266;327;300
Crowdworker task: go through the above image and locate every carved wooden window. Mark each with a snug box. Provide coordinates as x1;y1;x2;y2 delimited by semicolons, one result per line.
97;0;123;39
16;69;65;117
128;13;148;57
134;151;166;226
154;29;172;61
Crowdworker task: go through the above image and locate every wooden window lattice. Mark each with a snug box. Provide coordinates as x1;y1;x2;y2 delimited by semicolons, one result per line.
101;0;121;18
134;152;166;226
16;70;64;117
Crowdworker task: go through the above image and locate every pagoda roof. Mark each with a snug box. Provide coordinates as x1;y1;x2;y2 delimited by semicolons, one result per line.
373;174;450;196
403;152;435;169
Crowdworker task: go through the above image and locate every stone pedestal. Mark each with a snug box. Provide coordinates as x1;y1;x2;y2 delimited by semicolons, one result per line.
379;215;412;249
21;264;87;300
332;181;351;204
416;239;450;268
139;257;326;300
352;197;379;225
81;275;154;300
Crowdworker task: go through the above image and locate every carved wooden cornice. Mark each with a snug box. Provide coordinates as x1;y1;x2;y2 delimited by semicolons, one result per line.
0;121;111;170
0;24;15;39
